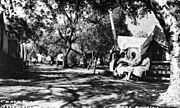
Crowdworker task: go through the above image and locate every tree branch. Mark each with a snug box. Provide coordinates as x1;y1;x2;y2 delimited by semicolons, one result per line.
74;10;79;24
83;16;101;24
68;26;75;42
71;36;80;43
70;48;82;55
58;28;65;40
62;8;72;23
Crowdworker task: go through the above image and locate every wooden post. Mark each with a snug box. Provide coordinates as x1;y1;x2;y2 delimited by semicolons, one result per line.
109;9;118;46
108;9;119;71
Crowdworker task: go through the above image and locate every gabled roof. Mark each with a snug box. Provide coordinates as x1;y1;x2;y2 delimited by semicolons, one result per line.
141;25;168;55
153;26;168;49
118;25;168;56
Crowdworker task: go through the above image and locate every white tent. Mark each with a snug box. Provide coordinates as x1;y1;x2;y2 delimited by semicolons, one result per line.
117;36;147;52
118;25;169;61
117;36;147;68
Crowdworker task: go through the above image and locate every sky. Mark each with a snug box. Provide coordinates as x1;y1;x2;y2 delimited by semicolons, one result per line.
126;13;161;36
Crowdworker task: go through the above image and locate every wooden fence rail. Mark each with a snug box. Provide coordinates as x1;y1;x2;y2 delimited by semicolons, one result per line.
142;61;170;81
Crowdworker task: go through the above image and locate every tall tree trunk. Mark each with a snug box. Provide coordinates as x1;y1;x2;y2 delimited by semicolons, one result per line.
0;2;3;53
3;29;8;54
0;3;5;70
152;2;180;106
93;57;98;74
64;47;71;68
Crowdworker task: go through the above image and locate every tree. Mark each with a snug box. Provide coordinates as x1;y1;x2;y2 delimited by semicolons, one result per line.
0;0;20;71
76;6;131;72
86;0;180;107
0;1;5;70
146;1;180;106
0;2;5;54
78;5;131;59
25;0;131;68
0;0;48;71
39;0;88;68
113;7;132;36
77;21;114;67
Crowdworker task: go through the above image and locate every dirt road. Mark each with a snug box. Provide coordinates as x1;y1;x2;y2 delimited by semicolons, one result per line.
0;64;169;108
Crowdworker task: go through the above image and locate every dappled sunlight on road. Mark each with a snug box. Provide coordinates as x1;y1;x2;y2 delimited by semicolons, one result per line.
0;64;169;107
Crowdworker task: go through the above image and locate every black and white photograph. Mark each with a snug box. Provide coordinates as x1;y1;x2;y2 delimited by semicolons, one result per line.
0;0;180;107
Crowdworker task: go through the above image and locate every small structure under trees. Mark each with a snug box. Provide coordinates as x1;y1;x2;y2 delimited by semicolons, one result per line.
117;26;170;78
141;26;169;61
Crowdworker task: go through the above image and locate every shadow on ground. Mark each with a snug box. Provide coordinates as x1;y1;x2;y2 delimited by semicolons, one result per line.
0;65;170;107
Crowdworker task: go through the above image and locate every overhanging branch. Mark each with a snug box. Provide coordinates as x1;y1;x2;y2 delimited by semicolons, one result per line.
70;48;82;55
58;28;65;40
71;36;80;43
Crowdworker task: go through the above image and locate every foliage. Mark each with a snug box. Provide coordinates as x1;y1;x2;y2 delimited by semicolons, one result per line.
6;17;27;41
2;0;132;67
0;0;48;43
134;31;148;38
112;6;132;36
37;0;89;67
86;0;151;25
76;21;112;57
86;0;117;14
77;5;132;59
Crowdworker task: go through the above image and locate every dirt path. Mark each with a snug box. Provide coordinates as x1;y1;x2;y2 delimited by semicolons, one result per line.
0;64;169;108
